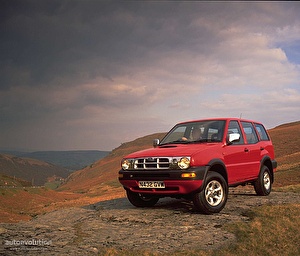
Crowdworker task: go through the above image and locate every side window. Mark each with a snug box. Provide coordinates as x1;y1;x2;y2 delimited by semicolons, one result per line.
254;123;270;141
241;122;259;144
228;121;244;144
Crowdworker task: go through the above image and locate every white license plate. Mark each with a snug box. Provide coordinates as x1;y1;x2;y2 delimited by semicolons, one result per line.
138;181;165;188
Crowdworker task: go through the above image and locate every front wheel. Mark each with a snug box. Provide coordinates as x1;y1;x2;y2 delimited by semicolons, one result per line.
254;165;272;196
193;171;228;214
126;190;159;207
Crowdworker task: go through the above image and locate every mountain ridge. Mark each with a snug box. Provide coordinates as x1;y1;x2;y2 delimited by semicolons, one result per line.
18;150;110;171
0;154;69;186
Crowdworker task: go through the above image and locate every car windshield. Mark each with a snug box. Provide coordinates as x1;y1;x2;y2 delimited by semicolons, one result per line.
160;120;226;145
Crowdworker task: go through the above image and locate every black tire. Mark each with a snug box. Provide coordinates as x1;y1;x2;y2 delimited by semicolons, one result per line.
193;171;228;214
126;190;159;207
254;165;272;196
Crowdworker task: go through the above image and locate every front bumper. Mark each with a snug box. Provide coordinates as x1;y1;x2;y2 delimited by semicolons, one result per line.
118;166;208;195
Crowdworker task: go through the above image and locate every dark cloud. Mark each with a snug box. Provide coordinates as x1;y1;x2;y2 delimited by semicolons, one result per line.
1;1;223;89
0;1;299;150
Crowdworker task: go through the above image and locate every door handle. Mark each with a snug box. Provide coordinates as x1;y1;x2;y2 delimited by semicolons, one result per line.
260;147;264;151
244;148;249;152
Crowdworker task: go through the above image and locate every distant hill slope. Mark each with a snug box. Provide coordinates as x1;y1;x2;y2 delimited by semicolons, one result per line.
268;121;300;158
0;154;69;186
0;173;31;187
60;121;300;195
13;150;110;171
59;133;166;194
268;121;300;174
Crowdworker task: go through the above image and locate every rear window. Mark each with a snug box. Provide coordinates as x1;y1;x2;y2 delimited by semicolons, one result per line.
254;123;270;141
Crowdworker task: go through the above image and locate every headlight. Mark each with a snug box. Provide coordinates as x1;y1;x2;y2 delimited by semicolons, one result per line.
121;159;131;170
178;157;190;169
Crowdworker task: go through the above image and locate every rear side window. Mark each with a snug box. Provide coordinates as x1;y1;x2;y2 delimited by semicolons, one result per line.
241;122;259;144
254;123;270;141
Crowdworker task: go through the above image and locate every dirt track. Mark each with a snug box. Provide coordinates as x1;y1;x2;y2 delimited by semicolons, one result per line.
1;188;299;255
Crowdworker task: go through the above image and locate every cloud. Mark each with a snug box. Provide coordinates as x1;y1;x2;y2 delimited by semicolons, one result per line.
0;1;299;150
196;88;300;127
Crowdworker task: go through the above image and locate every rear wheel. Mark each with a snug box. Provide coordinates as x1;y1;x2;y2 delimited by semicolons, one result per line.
193;171;228;214
126;190;159;207
254;165;272;196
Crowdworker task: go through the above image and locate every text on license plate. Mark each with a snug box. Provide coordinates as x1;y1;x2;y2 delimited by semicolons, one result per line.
138;181;165;188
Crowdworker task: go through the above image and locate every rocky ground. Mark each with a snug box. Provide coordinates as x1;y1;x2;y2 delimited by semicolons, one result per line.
1;188;299;255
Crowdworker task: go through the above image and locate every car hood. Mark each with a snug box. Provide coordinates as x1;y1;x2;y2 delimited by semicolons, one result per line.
124;143;222;159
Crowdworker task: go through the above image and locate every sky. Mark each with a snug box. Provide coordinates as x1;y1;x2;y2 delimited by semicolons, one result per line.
1;1;300;151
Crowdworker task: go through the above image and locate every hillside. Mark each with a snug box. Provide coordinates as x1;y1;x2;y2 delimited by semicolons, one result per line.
268;121;300;186
0;173;31;187
60;121;300;194
0;154;69;186
59;133;166;194
268;121;300;159
19;150;110;171
0;150;110;171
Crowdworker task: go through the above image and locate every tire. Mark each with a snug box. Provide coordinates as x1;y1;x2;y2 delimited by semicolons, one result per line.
254;165;272;196
193;171;228;214
126;190;159;207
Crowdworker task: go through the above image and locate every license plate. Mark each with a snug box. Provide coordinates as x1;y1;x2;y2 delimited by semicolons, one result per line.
138;181;165;188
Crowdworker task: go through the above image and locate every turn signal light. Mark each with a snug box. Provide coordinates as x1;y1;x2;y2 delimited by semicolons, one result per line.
181;173;196;178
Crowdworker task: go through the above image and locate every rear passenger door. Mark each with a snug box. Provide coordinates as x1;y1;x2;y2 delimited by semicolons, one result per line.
224;120;249;183
240;121;261;179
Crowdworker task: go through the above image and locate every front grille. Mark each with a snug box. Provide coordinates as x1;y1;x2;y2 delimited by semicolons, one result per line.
134;157;171;170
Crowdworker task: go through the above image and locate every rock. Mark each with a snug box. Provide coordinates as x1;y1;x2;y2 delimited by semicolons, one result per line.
0;190;299;255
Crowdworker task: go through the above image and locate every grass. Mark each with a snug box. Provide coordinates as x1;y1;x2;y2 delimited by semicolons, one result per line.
274;184;300;193
273;164;300;188
45;181;62;189
219;204;300;256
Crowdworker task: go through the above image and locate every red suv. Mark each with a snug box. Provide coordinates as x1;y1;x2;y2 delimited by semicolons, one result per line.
119;118;277;214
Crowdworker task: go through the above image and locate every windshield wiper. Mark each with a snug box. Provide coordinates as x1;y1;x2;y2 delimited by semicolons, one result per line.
159;140;189;146
191;138;222;143
187;138;208;143
160;138;221;146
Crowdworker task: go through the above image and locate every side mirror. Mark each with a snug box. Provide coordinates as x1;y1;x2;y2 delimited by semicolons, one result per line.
227;133;240;145
153;139;160;148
